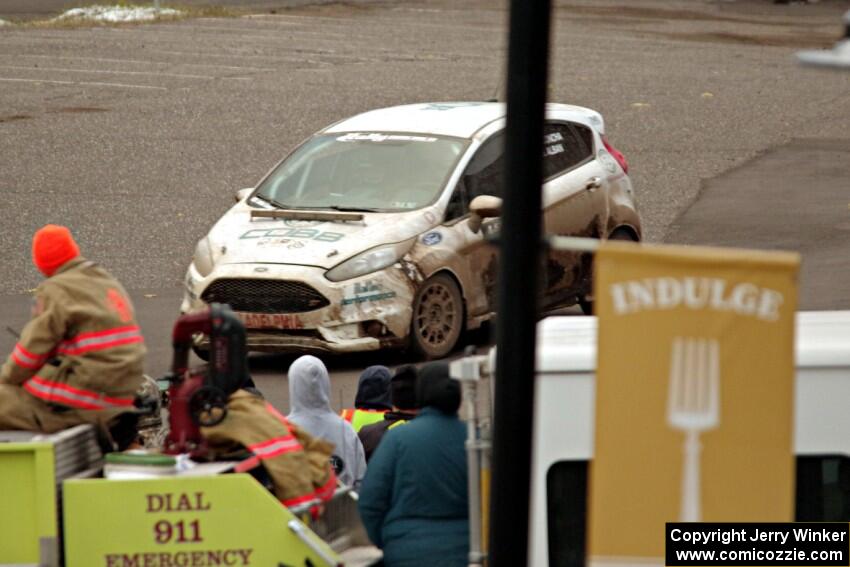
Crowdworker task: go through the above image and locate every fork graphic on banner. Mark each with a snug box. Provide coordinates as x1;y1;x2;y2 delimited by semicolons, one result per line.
667;337;720;523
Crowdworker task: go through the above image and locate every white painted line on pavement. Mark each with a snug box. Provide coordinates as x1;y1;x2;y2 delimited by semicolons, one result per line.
0;77;167;90
95;24;348;41
0;65;215;80
146;49;308;64
177;24;348;39
247;13;494;33
247;14;363;23
3;54;274;72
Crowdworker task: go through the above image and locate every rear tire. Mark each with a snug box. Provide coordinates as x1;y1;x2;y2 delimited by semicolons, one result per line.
578;296;595;316
579;228;639;315
410;273;464;360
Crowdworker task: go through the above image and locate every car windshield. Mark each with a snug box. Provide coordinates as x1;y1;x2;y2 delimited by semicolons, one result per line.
254;132;468;212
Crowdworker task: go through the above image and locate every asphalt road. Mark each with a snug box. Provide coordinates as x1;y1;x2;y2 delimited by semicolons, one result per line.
1;0;848;411
666;138;850;311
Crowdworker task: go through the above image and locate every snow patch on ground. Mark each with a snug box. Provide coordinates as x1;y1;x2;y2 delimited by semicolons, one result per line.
54;5;183;23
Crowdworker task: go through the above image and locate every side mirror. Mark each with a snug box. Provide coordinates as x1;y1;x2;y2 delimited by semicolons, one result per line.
235;188;253;203
468;195;503;233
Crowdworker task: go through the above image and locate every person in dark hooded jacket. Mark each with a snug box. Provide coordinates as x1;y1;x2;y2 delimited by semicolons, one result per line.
340;365;392;432
358;365;419;462
358;361;468;567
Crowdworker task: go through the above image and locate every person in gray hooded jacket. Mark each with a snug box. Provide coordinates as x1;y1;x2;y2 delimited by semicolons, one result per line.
286;355;367;487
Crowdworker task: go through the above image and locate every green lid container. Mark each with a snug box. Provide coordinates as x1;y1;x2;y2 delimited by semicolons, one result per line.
105;452;176;467
104;451;178;479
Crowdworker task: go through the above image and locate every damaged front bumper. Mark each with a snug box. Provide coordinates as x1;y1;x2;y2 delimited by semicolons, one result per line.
181;262;416;354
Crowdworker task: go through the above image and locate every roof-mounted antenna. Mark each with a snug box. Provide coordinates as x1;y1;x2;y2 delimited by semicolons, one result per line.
487;68;505;103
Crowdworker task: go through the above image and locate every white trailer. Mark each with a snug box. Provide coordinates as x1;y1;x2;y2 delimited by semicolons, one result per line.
525;311;850;566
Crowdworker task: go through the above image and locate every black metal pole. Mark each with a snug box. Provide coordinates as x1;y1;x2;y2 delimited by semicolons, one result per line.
488;0;552;566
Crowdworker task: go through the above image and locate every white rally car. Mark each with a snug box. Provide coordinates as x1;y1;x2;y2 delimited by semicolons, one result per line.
182;102;641;358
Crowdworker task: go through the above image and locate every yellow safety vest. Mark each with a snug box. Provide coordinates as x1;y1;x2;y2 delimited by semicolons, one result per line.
340;408;387;432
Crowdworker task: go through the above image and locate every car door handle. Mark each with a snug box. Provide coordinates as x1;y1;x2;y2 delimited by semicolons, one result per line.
584;177;602;192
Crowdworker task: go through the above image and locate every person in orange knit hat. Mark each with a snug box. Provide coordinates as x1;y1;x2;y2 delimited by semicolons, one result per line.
0;225;146;444
32;224;81;276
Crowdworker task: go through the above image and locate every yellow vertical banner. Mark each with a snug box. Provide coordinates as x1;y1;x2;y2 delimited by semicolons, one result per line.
589;242;800;566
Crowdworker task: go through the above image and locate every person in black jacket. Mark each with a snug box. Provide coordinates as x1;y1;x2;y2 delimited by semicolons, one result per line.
358;365;419;462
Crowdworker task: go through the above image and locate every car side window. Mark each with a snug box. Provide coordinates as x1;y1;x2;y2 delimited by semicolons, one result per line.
543;122;593;180
464;132;505;202
444;132;505;222
573;123;594;154
445;181;468;221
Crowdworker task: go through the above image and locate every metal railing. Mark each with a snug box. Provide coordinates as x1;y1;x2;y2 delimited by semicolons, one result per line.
289;485;371;553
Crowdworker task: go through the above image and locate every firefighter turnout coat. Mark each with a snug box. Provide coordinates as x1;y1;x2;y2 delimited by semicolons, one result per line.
0;258;146;431
202;390;338;509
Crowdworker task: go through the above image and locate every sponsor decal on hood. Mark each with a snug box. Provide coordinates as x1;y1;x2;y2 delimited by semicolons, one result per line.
206;206;439;270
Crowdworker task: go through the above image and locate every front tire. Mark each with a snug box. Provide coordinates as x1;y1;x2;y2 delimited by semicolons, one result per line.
410;273;464;360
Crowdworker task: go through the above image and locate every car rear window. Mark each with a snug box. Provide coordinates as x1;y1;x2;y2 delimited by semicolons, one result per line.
546;460;588;567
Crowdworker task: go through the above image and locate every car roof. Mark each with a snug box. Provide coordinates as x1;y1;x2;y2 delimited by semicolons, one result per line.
322;102;600;139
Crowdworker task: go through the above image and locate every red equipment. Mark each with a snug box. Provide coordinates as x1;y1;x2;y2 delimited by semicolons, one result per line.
162;303;249;455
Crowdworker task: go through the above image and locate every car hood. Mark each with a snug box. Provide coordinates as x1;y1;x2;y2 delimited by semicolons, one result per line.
206;202;441;270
